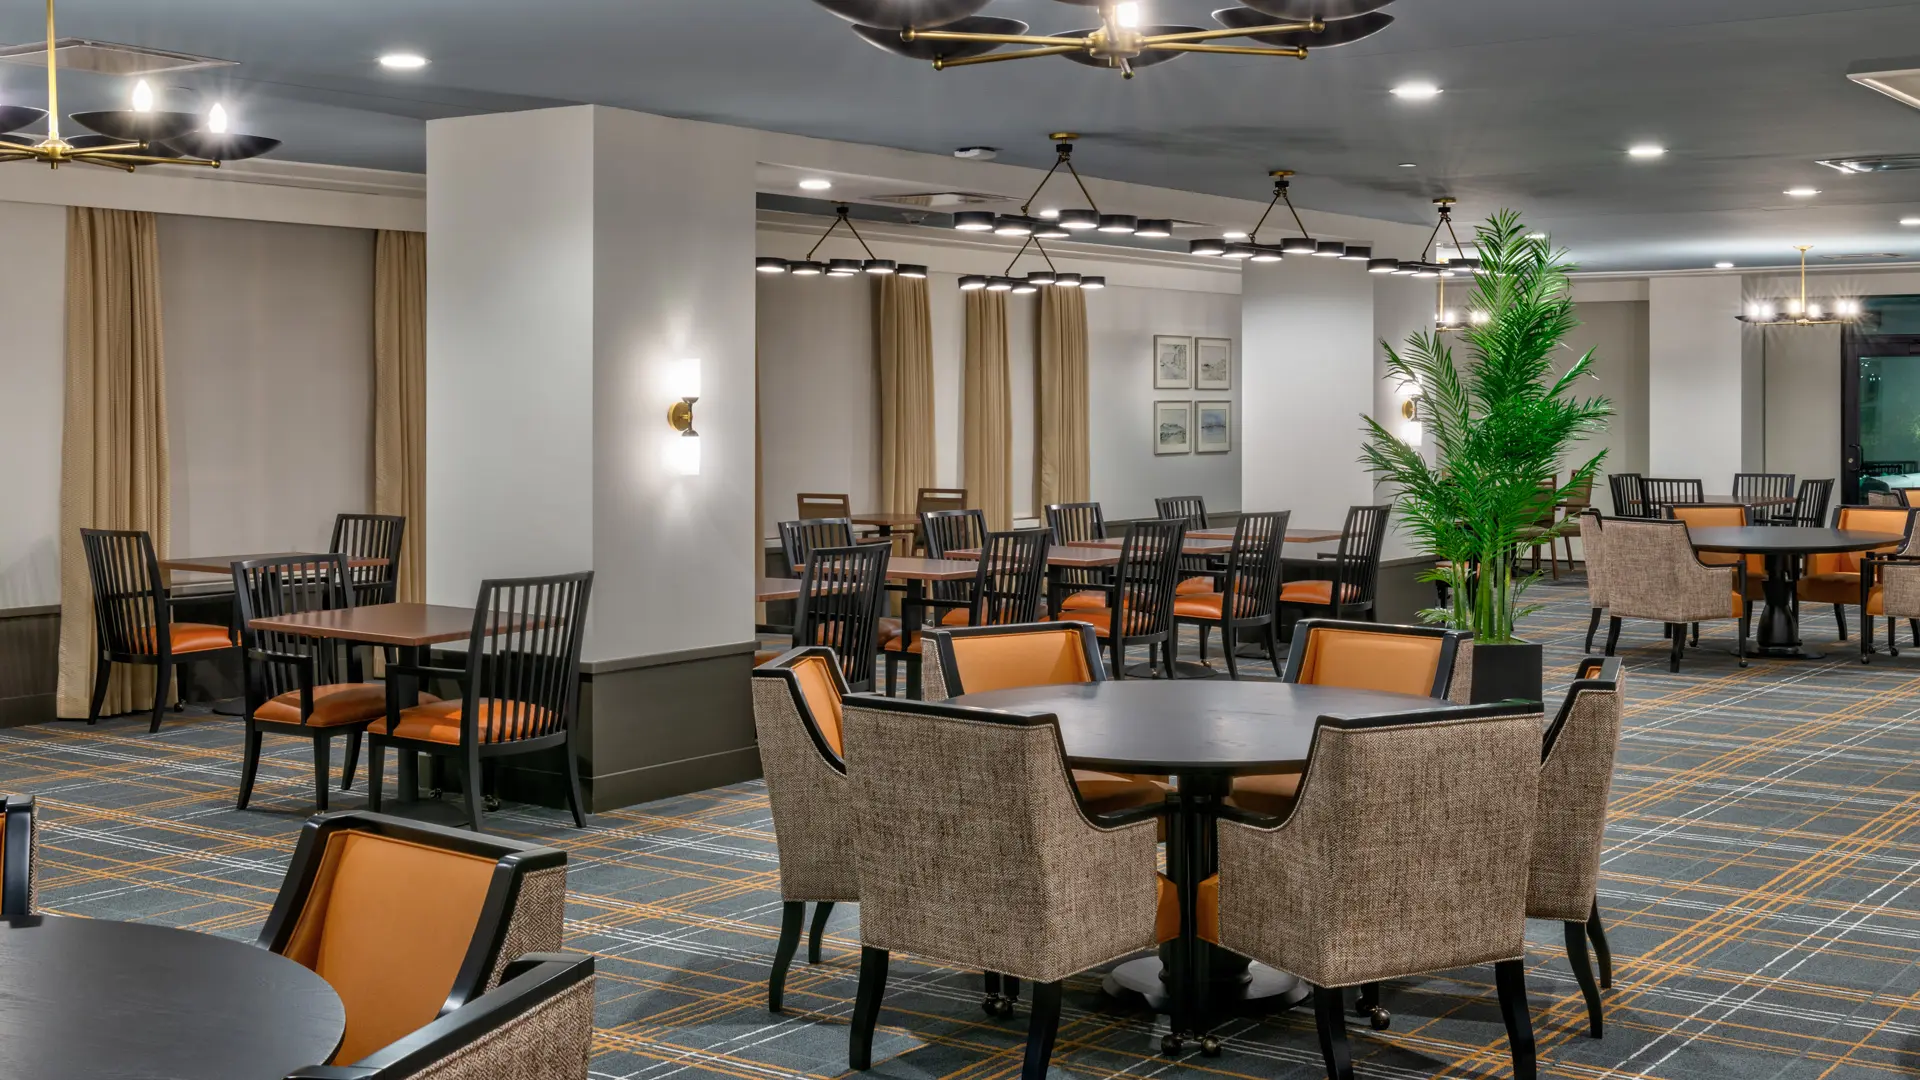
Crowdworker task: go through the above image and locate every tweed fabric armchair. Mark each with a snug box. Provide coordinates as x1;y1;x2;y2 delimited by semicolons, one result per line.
1529;658;1625;1038
1859;531;1920;661
0;794;34;917
749;648;857;1011
284;953;594;1080
842;695;1162;1080
1601;519;1748;672
1211;702;1544;1080
1797;506;1915;642
1579;510;1608;652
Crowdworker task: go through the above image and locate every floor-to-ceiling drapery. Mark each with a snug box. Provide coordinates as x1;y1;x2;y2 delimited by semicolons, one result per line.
876;275;937;516
1037;285;1091;507
56;208;169;718
373;230;426;603
963;290;1013;530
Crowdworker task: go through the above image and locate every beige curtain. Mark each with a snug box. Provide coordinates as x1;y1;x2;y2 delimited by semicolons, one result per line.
876;275;937;515
56;208;169;718
374;231;427;603
963;291;1013;530
1037;285;1091;506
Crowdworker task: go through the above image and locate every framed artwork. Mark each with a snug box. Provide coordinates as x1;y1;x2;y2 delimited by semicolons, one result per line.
1195;401;1232;454
1154;400;1192;455
1153;335;1192;389
1195;337;1233;390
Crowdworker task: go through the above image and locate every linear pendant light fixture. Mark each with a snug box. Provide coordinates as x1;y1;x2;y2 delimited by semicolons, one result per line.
757;204;929;279
1407;197;1492;332
1189;169;1370;264
957;235;1104;292
1735;245;1861;325
954;132;1166;240
0;0;279;170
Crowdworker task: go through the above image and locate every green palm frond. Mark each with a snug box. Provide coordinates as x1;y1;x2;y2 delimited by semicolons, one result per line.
1359;209;1614;644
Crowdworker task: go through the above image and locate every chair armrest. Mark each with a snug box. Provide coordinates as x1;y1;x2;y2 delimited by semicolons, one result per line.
283;1069;378;1080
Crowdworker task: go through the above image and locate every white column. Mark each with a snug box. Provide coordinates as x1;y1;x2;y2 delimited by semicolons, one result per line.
1648;275;1749;480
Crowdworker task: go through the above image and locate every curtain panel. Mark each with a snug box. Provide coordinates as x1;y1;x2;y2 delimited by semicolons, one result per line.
963;290;1013;530
875;275;937;515
373;230;427;603
1037;285;1091;507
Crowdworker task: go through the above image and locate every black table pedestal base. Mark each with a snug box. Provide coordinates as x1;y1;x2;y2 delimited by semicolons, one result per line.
1745;552;1818;659
1123;660;1220;680
1102;955;1307;1013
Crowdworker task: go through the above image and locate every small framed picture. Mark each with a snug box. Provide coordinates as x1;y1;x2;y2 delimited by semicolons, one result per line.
1154;400;1192;455
1195;337;1233;390
1195;401;1232;454
1154;335;1192;389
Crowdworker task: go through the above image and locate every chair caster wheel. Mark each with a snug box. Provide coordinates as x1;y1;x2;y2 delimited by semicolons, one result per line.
1161;1034;1185;1056
995;995;1015;1018
1200;1035;1223;1057
484;794;502;812
1368;1007;1392;1031
428;788;444;801
981;996;1001;1017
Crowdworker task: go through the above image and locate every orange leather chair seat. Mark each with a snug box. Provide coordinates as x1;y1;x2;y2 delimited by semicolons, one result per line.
940;608;974;627
1173;593;1262;621
1072;770;1166;815
1227;771;1302;817
1073;608;1158;638
136;622;235;655
1058;590;1106;612
254;684;418;728
881;633;925;655
1155;872;1221;945
1797;572;1861;607
1175;576;1216;596
1278;580;1360;606
370;699;552;744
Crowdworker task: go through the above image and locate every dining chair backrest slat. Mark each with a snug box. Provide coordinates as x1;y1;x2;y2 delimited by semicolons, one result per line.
80;529;167;658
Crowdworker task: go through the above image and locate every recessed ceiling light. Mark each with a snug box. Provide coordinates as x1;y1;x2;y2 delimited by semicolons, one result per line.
1901;217;1920;226
1715;261;1734;269
798;178;833;191
1628;144;1666;158
1784;187;1820;198
378;53;429;70
1527;232;1547;240
1391;82;1442;100
1398;162;1418;168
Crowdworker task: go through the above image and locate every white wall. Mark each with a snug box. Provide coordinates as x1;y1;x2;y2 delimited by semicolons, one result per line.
1566;301;1650;512
0;201;66;609
1370;274;1439;558
1649;275;1748;480
1760;324;1841;482
161;215;376;561
755;274;878;527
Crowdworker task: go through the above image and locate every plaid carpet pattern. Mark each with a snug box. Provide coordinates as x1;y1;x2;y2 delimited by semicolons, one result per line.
5;575;1920;1078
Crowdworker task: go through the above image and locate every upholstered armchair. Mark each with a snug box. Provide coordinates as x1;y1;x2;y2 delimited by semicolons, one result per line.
1600;518;1748;671
1798;506;1914;641
1859;530;1920;660
1;794;35;917
1579;510;1609;652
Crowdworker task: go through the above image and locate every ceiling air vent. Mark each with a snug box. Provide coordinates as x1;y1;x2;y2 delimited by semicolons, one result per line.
0;38;234;77
1816;252;1904;261
1817;154;1920;173
868;190;1012;208
1850;65;1920;110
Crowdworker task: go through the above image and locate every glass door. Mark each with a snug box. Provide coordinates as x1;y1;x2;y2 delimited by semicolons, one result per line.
1842;297;1920;501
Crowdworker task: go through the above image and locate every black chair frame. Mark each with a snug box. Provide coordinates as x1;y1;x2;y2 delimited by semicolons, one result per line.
79;527;237;731
927;622;1107;700
777;518;858;577
1607;473;1647;519
1;794;32;918
793;544;891;694
1540;656;1622;1040
1600;519;1750;672
1082;519;1186;680
1279;505;1390;628
1639;478;1704;513
1731;474;1795;523
1180;511;1290;679
1787;479;1835;528
1282;618;1464;699
885;529;1049;698
330;513;406;608
1044;502;1109;601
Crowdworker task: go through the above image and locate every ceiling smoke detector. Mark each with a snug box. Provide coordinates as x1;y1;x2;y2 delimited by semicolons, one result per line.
868;190;1011;208
953;146;998;160
0;37;233;76
1816;251;1904;261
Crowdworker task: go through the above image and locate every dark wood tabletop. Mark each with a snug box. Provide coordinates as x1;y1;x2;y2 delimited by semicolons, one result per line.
1191;527;1345;544
1076;537;1235;555
248;602;478;647
164;552;389;576
1686;527;1905;555
881;556;982;581
947;680;1446;774
0;915;344;1080
1649;495;1796;509
946;544;1121;569
850;512;921;529
757;577;802;603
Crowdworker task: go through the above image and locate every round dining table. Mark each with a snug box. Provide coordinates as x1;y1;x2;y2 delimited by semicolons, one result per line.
948;678;1447;1049
1686;526;1905;659
0;915;346;1080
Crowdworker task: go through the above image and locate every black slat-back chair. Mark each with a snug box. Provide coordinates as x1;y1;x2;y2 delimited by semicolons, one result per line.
886;528;1051;697
1640;478;1704;514
1176;511;1290;679
1046;502;1110;616
1732;474;1795;523
369;572;595;831
1787;478;1835;527
1156;495;1222;596
920;508;989;623
80;528;237;731
1607;473;1647;519
1278;505;1390;626
1074;518;1186;679
330;513;406;606
777;518;857;576
793;544;891;694
233;555;392;812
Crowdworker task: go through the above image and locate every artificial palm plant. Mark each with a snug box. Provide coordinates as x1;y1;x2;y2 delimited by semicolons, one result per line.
1360;210;1613;645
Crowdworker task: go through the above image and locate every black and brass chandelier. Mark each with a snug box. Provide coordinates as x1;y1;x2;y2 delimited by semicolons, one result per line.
0;0;279;170
815;0;1398;79
957;236;1105;293
1189;170;1370;263
951;133;1167;240
1735;246;1862;325
756;204;929;279
1372;197;1490;332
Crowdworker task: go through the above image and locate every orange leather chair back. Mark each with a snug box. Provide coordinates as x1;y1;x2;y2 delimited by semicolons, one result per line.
787;653;846;754
1809;508;1911;575
946;628;1094;694
1294;627;1444;698
281;832;498;1064
1669;506;1764;576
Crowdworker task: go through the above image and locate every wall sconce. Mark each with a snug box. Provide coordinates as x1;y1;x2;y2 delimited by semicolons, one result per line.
666;359;701;476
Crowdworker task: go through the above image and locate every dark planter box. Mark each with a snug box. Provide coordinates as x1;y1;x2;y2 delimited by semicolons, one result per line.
1469;641;1544;706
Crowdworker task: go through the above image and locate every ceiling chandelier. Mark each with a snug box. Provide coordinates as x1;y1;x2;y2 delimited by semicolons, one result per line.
1736;246;1862;325
756;204;929;279
0;0;280;170
1189;170;1370;263
958;236;1105;293
815;0;1397;79
950;133;1168;240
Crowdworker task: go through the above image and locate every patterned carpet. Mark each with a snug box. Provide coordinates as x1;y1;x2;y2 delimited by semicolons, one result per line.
6;575;1920;1079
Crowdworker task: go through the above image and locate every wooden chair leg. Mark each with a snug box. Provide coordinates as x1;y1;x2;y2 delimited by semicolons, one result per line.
808;901;834;963
236;722;263;810
1221;625;1240;680
1585;608;1603;652
367;738;386;812
311;736;331;812
1835;604;1849;640
150;657;172;733
1021;981;1064;1080
769;900;804;1012
1605;617;1623;656
1495;958;1537;1080
1564;920;1603;1037
455;749;485;831
1311;985;1354;1080
1588;901;1613;987
1198;624;1210;661
341;730;362;791
563;730;589;828
87;656;111;724
850;946;890;1070
1668;623;1685;673
173;660;192;711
